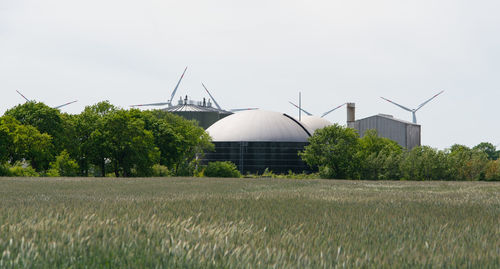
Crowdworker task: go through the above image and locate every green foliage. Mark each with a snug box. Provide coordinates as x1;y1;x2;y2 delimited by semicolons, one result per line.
473;142;498;160
484;160;500;181
151;164;172;177
2;100;498;181
204;161;241;178
447;144;489;181
103;109;159;177
73;101;117;176
254;168;319;179
47;150;80;177
357;130;403;180
4;102;67;154
299;124;360;179
145;110;214;176
67;104;212;177
300;127;498;181
4;162;39;177
0;163;10;176
400;146;449;181
0;116;53;171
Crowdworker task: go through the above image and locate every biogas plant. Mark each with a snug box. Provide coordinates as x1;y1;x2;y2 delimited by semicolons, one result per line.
132;67;443;174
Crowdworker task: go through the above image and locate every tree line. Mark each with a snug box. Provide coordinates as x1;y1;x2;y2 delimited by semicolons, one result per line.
300;124;500;181
0;101;212;177
1;101;499;180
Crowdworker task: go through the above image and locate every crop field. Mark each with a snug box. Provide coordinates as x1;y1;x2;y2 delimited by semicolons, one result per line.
0;178;499;268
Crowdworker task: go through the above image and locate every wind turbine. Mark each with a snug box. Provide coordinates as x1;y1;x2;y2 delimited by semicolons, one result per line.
16;90;78;109
131;66;188;108
380;90;444;124
202;83;257;112
288;101;346;118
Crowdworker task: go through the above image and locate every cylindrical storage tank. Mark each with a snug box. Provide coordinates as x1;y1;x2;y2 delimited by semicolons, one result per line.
204;110;312;174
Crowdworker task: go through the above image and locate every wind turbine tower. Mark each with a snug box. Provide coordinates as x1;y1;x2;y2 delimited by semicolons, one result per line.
380;90;444;124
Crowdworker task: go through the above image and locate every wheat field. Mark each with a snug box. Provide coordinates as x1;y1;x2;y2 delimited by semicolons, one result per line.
0;177;499;268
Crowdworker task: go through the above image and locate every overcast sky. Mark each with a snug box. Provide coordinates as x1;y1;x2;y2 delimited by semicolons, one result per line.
1;0;499;149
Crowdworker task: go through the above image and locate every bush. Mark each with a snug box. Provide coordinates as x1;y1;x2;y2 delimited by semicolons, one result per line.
204;161;241;178
151;164;172;177
484;160;500;181
7;162;39;177
47;150;79;177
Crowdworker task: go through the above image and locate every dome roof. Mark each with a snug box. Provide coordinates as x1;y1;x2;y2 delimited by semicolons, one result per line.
300;116;332;133
207;110;311;142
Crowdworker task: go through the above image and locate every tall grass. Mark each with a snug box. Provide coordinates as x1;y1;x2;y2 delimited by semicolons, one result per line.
0;178;499;267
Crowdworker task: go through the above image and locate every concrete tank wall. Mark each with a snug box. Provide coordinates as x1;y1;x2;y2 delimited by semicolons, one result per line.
202;141;310;174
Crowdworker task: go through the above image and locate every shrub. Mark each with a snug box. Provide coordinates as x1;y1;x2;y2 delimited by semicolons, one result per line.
47;150;79;177
151;164;172;177
8;162;39;177
484;160;500;181
204;161;241;178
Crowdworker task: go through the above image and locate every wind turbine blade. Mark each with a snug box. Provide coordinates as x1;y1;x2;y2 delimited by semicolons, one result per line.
380;97;413;112
130;102;170;107
53;100;78;109
168;66;188;105
415;90;444;111
321;103;346;118
16;90;30;102
288;101;312;116
230;108;258;112
201;83;222;110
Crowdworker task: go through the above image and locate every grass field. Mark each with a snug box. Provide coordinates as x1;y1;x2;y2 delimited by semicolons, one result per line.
0;178;499;268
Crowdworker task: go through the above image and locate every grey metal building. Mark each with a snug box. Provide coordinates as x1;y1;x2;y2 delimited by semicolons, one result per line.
163;96;232;129
203;110;312;174
348;113;421;149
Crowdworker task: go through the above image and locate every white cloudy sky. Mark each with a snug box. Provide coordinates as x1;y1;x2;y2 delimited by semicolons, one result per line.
1;0;499;149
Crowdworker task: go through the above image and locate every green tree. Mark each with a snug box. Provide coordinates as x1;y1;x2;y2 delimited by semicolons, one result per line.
143;110;213;175
47;150;80;177
357;129;403;180
4;102;66;154
299;124;360;179
102;109;159;177
400;146;448;181
447;144;488;181
72;101;116;176
473;142;498;160
0;120;13;164
0;116;53;171
136;110;182;168
484;160;500;181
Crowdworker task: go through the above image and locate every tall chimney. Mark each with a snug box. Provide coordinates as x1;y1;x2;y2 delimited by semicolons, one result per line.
347;103;355;123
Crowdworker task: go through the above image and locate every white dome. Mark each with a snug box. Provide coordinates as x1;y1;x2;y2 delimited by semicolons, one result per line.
207;110;311;142
300;116;332;133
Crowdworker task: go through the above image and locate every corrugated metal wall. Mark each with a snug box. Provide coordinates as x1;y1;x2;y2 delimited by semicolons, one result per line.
350;115;421;149
203;141;310;174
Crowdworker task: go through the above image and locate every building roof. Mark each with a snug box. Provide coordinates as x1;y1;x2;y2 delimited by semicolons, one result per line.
163;103;232;114
300;116;332;133
206;110;311;142
357;114;420;126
